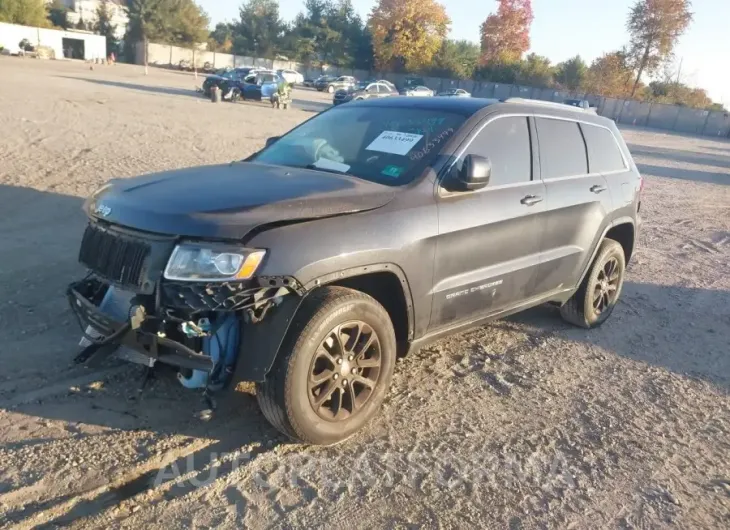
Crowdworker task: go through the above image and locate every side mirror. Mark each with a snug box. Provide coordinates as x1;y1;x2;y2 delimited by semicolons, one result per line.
265;136;280;148
454;155;491;191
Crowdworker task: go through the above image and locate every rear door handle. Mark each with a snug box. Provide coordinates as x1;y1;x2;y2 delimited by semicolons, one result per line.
591;185;607;194
520;195;544;206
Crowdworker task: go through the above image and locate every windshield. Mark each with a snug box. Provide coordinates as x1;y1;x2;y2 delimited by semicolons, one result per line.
252;106;466;186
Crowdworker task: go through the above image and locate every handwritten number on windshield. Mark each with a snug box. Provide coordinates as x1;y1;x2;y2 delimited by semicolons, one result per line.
410;128;454;161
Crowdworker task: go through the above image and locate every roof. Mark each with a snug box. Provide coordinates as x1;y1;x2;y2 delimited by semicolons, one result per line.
345;96;615;127
347;96;499;116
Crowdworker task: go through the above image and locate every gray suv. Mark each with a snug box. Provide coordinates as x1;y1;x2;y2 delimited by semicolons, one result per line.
333;80;397;105
317;75;356;93
68;97;642;445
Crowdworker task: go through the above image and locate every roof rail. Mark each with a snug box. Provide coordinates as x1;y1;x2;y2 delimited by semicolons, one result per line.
504;98;587;112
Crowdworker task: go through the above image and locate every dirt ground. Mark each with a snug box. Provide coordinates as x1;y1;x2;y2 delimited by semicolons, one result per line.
0;59;728;530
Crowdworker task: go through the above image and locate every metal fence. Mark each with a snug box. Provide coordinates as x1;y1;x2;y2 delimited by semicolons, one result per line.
141;42;730;139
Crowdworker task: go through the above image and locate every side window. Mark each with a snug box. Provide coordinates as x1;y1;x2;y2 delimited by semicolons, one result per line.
580;124;626;173
535;118;588;179
460;116;532;186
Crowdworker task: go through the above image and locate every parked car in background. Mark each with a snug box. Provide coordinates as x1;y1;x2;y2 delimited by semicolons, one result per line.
400;77;426;92
564;99;598;113
303;78;316;88
232;72;283;102
375;79;398;92
202;68;250;97
438;88;471;98
318;75;357;94
402;86;434;97
313;75;336;91
332;80;398;105
277;69;305;85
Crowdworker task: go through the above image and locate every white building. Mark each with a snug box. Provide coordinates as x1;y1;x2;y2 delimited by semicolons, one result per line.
55;0;129;40
0;21;107;60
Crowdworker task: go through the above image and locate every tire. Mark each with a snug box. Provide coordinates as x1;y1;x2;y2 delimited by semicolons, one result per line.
256;287;397;445
327;85;335;94
560;238;626;329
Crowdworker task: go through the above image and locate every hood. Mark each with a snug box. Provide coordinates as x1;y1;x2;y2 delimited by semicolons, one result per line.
86;162;396;240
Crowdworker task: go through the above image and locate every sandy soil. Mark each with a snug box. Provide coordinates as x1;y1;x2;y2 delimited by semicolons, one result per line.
0;59;729;530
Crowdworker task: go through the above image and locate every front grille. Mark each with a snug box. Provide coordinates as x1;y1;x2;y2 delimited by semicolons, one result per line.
79;224;150;288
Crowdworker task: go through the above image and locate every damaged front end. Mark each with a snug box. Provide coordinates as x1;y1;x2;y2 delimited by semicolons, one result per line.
67;222;304;394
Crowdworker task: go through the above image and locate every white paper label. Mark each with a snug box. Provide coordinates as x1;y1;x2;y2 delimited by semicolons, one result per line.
366;131;424;156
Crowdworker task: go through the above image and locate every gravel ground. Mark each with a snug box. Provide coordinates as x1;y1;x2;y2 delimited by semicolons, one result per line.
0;59;729;530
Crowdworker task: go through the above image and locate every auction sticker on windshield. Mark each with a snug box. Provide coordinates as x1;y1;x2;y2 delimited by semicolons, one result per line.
366;131;424;156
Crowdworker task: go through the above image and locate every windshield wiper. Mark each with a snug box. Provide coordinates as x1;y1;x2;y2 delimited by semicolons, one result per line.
304;164;351;175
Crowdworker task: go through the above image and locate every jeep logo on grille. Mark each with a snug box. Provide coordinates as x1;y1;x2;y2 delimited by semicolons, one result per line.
94;203;112;217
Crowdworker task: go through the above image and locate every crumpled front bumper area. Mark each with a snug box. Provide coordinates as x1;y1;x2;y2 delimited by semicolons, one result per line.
67;276;295;377
67;278;216;372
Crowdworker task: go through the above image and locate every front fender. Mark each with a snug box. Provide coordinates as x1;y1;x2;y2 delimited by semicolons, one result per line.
231;294;304;382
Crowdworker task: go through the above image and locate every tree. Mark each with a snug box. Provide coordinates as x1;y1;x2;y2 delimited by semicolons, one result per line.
645;80;721;109
168;0;209;72
581;51;637;98
125;0;174;73
233;0;283;58
0;0;49;27
208;22;234;53
517;53;554;87
479;0;533;65
626;0;693;97
429;39;480;79
47;0;70;29
555;55;587;91
279;0;371;68
95;0;118;56
75;14;88;30
369;0;450;72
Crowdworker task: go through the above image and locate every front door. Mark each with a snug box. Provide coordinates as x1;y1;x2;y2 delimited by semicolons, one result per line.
430;116;547;330
531;118;615;295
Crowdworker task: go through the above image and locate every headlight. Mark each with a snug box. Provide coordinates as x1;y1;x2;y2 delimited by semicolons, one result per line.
164;243;266;282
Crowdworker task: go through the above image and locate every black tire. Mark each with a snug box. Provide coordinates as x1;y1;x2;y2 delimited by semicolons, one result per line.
560;238;626;328
256;287;396;445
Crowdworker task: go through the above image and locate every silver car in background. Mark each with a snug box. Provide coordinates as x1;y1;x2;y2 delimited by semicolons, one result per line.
401;86;434;97
438;88;472;97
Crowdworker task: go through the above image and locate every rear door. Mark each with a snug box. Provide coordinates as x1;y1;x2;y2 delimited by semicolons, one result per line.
532;117;615;295
430;115;547;330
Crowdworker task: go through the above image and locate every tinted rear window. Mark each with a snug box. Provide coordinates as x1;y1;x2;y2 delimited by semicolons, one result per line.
581;124;626;173
535;118;588;179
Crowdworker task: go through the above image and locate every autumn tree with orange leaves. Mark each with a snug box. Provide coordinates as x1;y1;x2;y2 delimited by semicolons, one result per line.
479;0;534;65
368;0;450;71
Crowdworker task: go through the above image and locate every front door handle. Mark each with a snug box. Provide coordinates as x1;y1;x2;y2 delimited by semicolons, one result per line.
591;185;607;194
520;195;544;206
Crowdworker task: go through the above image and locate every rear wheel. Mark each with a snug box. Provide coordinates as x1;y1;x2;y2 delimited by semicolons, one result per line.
560;238;626;328
256;287;396;445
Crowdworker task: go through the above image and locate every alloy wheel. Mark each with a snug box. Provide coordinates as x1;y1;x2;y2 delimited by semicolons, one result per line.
592;257;620;315
308;321;382;421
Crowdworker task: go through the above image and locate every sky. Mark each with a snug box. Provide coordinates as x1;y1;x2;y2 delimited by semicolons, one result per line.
197;0;730;105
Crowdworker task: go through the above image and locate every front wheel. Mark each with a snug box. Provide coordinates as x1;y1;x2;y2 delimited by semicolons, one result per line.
327;85;335;94
560;238;626;328
256;287;396;445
